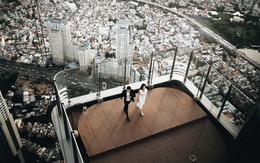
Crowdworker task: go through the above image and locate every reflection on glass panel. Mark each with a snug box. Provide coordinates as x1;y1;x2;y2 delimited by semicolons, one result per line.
55;53;155;98
173;47;192;76
203;68;232;114
63;65;97;98
95;53;152;89
97;55;138;87
223;86;254;127
150;48;177;82
187;54;210;94
131;54;150;83
196;44;260;103
54;71;68;91
98;59;125;90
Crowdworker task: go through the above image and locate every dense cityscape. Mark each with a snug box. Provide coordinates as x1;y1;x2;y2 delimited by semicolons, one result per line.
0;0;260;162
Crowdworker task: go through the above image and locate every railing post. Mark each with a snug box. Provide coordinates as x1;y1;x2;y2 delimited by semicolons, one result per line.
61;103;70;138
95;64;100;98
53;80;62;115
193;72;205;100
147;52;154;86
98;72;101;97
139;73;143;82
96;64;103;102
123;57;127;89
64;70;70;104
218;84;233;118
170;47;178;80
71;131;79;163
184;50;194;83
150;58;159;85
199;65;212;99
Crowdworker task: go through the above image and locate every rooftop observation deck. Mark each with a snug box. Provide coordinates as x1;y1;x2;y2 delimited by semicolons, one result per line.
54;46;256;162
74;87;228;163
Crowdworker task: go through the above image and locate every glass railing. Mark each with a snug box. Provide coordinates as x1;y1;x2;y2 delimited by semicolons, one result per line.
92;54;150;94
54;70;69;103
203;68;233;115
149;47;177;84
187;51;210;97
65;64;98;98
223;85;254;128
61;103;84;163
54;70;68;92
174;47;192;77
53;47;257;162
54;50;256;128
52;80;84;163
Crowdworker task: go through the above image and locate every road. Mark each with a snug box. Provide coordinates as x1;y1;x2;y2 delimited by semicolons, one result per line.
0;59;120;94
0;59;59;81
0;59;97;92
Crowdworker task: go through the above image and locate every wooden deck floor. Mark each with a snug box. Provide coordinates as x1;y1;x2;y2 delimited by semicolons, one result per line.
78;87;209;158
89;118;228;163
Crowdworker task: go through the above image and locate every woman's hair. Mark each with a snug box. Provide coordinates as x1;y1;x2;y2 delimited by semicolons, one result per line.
140;83;146;90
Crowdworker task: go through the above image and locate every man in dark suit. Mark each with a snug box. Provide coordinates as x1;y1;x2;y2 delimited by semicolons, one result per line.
121;86;135;122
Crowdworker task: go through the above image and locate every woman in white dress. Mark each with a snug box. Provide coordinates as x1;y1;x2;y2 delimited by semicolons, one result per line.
137;83;148;116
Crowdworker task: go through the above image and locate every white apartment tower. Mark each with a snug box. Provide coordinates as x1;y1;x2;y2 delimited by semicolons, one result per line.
0;91;25;163
46;17;72;64
99;58;118;77
67;44;79;62
78;42;91;67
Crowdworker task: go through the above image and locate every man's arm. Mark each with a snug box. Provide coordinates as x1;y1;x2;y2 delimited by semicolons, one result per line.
121;90;125;99
133;90;136;97
131;90;136;102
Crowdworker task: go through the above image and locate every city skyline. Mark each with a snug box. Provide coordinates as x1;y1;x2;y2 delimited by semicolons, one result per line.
0;1;259;107
1;0;259;66
0;0;260;162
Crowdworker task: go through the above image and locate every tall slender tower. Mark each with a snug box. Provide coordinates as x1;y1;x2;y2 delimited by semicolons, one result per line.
46;17;72;64
116;19;133;81
0;91;25;163
116;19;132;59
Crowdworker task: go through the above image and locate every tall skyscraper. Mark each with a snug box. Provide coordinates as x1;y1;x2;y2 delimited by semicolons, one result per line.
116;19;132;59
116;19;133;80
0;91;25;163
46;17;72;64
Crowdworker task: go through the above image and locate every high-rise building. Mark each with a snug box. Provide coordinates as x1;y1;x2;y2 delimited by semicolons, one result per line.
116;19;133;80
78;42;92;67
46;17;72;64
116;19;132;59
67;44;78;62
99;58;118;77
0;91;25;163
117;58;132;82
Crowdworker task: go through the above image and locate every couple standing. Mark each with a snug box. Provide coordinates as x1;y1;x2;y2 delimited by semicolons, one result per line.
121;84;148;122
